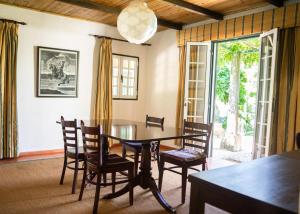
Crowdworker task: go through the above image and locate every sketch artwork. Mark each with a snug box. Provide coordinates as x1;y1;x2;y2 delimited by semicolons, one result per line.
37;47;79;97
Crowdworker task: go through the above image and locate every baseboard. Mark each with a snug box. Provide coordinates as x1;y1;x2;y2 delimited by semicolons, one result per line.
19;149;64;157
18;143;175;158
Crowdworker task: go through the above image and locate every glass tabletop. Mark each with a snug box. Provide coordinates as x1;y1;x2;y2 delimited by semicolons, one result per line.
60;119;206;143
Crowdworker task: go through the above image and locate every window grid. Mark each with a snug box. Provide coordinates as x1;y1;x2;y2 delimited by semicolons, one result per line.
112;54;138;100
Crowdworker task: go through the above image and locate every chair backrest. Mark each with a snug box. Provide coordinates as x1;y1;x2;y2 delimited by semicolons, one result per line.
296;133;300;149
60;116;78;154
80;121;104;167
146;115;164;128
182;120;212;155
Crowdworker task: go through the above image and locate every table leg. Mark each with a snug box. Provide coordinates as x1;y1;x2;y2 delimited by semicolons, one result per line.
103;142;176;213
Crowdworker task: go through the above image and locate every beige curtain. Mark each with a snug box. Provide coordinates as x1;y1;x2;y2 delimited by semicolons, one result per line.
270;27;300;154
92;38;112;122
0;21;18;159
175;46;186;132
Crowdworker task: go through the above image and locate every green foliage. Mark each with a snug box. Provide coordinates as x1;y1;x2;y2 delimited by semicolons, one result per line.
215;37;259;135
217;39;260;68
216;66;230;103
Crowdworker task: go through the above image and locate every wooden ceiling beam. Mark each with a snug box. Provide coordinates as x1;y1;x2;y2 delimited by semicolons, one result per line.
57;0;182;30
161;0;223;20
266;0;284;7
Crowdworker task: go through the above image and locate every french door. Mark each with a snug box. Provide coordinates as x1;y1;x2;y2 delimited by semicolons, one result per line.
253;28;278;159
183;42;212;124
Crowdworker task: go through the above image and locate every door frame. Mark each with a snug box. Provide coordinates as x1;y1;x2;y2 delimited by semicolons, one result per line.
184;41;212;125
252;28;278;159
209;34;260;158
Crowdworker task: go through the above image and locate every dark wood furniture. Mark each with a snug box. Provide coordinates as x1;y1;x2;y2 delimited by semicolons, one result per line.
122;115;164;175
79;121;134;214
59;116;84;194
158;120;212;204
81;119;205;213
296;132;300;149
188;150;300;214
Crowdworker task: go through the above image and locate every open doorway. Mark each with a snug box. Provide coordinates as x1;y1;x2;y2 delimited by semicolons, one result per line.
184;29;278;163
212;37;260;163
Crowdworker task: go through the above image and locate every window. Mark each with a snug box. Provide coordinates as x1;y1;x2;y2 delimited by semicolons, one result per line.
112;54;139;100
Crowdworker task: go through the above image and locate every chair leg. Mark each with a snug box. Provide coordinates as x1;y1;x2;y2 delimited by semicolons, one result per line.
158;157;165;192
134;151;139;176
122;145;126;158
103;173;107;187
72;159;79;194
156;141;160;168
112;172;116;194
93;174;101;214
181;167;188;204
202;162;206;171
79;162;87;201
128;168;133;206
59;156;67;185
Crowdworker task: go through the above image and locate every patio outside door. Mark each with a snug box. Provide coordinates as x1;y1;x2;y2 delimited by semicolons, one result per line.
183;42;212;124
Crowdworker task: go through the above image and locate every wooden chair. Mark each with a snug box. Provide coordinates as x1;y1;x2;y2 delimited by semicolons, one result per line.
59;116;84;194
296;132;300;149
122;115;164;175
79;121;134;214
158;120;212;204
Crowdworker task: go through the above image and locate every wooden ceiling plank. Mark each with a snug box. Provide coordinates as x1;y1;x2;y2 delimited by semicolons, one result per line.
161;0;223;20
57;0;182;30
58;0;120;14
266;0;283;7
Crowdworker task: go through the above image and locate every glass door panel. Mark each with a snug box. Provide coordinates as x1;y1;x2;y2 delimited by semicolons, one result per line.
253;28;278;159
184;42;211;124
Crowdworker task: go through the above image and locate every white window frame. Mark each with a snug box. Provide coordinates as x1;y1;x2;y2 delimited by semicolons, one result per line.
112;54;139;100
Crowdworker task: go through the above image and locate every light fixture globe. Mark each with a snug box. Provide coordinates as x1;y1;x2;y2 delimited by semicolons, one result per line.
117;0;157;44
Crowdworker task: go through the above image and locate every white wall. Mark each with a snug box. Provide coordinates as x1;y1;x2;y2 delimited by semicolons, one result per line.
146;30;179;127
0;4;148;153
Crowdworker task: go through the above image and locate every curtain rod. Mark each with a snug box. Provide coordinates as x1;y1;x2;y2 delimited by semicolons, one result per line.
0;18;27;25
89;34;151;46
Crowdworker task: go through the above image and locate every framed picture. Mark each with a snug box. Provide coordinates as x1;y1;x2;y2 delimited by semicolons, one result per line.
37;46;79;97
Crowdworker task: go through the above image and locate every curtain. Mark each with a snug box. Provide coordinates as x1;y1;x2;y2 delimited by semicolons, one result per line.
177;3;300;46
0;21;18;159
270;27;300;154
175;46;186;132
92;38;112;122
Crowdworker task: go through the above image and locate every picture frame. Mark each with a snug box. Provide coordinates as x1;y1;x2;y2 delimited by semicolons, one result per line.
37;46;79;97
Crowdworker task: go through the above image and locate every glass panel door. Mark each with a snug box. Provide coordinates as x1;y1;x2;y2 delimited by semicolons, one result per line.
253;28;278;159
184;42;211;124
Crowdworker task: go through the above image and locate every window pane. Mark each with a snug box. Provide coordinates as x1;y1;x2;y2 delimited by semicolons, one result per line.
128;78;134;86
122;87;127;96
113;57;119;67
128;87;134;96
113;68;118;76
123;77;128;86
123;69;128;76
129;60;135;69
123;60;128;68
113;77;118;86
112;55;138;100
129;69;135;78
113;87;118;96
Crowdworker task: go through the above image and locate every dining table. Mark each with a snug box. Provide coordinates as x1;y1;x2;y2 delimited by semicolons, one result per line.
57;119;206;213
188;150;300;214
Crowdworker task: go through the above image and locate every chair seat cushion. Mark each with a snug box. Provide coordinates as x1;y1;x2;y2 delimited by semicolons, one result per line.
88;154;133;172
160;148;206;162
